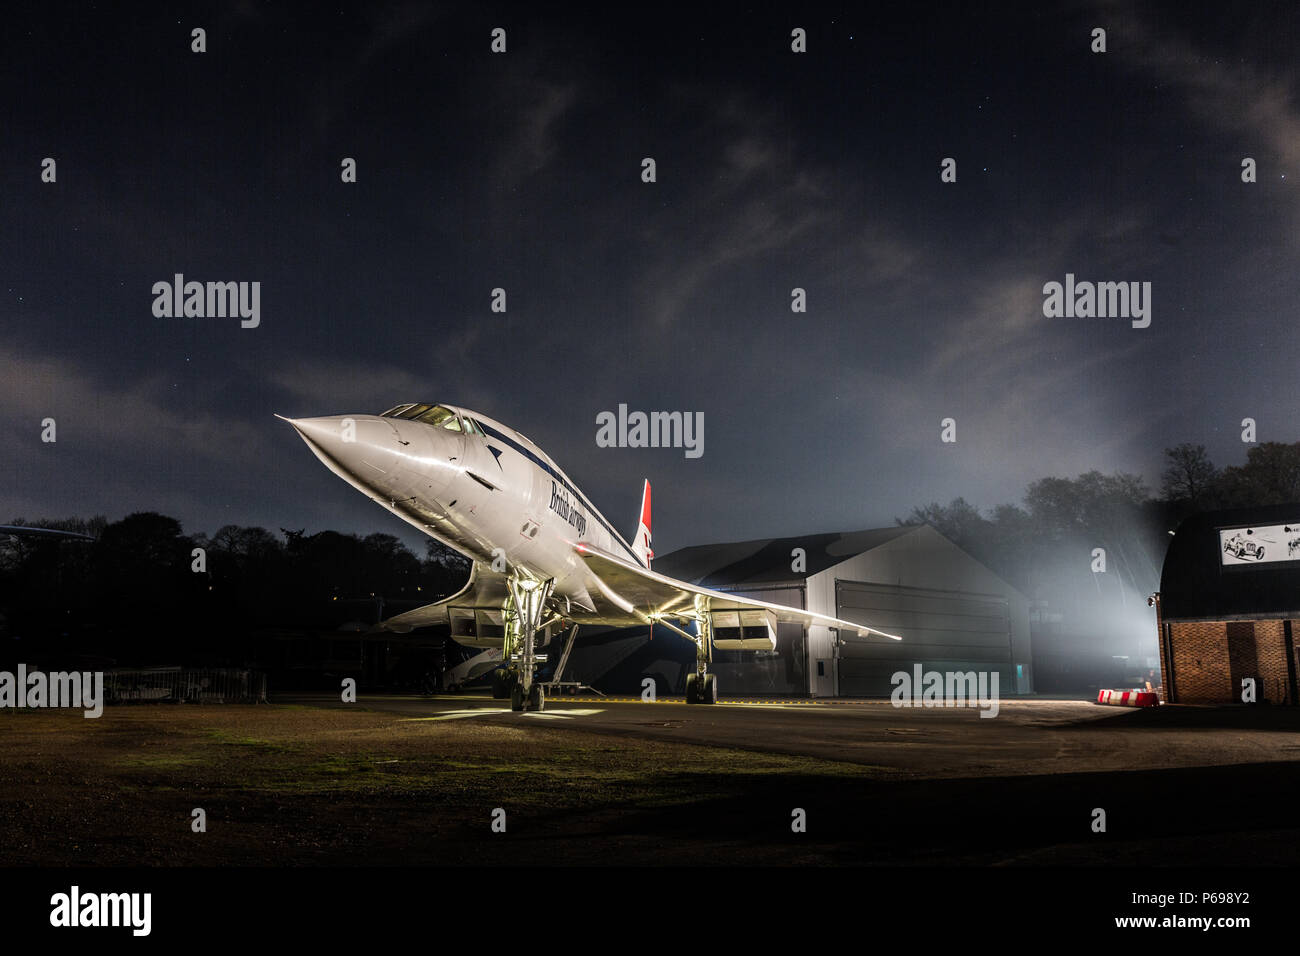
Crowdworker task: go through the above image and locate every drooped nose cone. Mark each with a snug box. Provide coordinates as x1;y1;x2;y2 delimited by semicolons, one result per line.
279;413;455;502
281;414;408;496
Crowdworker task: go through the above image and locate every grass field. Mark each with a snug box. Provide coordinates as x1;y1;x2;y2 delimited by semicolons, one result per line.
0;703;897;865
3;701;1298;866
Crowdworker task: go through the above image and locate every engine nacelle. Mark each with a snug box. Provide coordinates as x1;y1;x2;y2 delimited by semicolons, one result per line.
710;608;777;651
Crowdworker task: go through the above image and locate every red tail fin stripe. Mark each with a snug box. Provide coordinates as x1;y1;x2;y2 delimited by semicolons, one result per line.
640;479;652;530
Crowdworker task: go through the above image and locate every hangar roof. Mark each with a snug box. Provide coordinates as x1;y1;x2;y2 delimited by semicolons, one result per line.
1161;503;1300;621
653;526;918;587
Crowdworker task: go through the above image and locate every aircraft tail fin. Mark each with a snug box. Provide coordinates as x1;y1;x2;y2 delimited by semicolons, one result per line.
632;479;653;567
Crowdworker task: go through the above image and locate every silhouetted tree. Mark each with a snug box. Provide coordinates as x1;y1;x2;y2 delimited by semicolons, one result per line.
1161;443;1218;508
896;497;987;549
1216;441;1300;507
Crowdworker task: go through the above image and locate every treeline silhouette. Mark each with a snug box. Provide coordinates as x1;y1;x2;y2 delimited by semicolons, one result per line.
0;514;470;682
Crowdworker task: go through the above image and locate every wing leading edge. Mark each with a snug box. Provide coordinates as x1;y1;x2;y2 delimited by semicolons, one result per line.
573;543;902;640
376;562;510;633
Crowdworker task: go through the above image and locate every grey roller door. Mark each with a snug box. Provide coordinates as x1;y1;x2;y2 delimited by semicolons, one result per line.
835;580;1012;697
709;584;807;696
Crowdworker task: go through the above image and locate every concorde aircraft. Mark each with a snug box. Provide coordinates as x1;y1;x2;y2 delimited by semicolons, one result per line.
280;403;900;712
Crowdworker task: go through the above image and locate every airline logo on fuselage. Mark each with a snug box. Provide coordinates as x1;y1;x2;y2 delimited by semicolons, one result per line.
548;481;588;536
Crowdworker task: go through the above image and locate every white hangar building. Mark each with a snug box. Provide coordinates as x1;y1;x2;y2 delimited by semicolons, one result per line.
653;524;1034;698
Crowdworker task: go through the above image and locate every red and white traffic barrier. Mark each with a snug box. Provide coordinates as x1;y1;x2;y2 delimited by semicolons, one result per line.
1096;688;1158;707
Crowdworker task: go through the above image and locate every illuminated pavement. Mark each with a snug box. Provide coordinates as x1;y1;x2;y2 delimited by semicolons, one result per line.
274;692;1300;781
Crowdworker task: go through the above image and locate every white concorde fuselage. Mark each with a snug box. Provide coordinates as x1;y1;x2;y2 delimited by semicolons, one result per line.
283;404;642;606
282;402;905;655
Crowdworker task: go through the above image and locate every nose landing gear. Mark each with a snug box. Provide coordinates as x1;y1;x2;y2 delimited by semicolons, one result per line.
504;574;554;712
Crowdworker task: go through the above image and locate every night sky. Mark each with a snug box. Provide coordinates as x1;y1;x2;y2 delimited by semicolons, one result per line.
3;2;1297;556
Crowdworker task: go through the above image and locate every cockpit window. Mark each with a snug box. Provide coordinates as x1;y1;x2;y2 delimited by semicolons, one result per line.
413;405;464;431
382;404;473;432
462;417;485;437
393;403;433;420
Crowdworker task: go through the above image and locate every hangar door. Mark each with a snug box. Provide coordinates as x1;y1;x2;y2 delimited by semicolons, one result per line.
834;580;1012;697
710;584;807;696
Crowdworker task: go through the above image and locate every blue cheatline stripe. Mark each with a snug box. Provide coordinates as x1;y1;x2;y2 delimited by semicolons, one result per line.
475;421;644;567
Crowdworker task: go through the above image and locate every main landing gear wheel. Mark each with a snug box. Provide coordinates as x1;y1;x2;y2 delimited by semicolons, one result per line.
528;683;545;713
686;673;718;705
510;683;525;712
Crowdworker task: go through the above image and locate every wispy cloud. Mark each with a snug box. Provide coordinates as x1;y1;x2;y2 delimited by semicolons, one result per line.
633;88;838;329
494;78;581;188
1117;11;1300;171
0;345;268;464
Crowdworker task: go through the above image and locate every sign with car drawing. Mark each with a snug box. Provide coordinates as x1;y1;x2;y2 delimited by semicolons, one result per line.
1218;523;1300;566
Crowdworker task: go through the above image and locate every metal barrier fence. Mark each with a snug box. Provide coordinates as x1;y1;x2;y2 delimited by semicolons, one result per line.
105;667;267;704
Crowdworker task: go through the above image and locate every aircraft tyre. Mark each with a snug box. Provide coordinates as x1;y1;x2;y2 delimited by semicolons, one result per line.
685;673;699;704
511;684;525;712
490;671;507;699
528;683;545;712
702;673;718;704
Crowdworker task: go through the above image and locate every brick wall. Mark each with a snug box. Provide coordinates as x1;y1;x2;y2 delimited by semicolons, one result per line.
1252;619;1293;704
1167;621;1232;703
1164;619;1299;704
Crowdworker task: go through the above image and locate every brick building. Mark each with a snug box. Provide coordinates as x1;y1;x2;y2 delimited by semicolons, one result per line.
1155;504;1300;705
